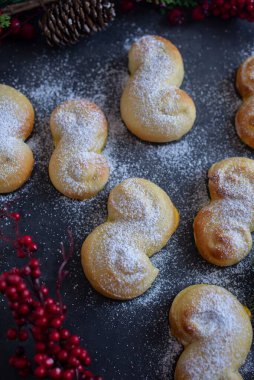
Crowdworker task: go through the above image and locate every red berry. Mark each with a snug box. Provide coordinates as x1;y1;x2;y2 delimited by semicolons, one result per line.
79;349;88;362
9;301;19;310
29;242;38;252
20;23;36;40
168;8;186;25
16;318;26;326
7;274;21;285
68;356;80;368
34;353;46;364
34;366;47;378
83;370;93;378
21;289;30;299
10;212;21;220
44;357;54;368
7;328;17;340
19;329;29;341
17;249;26;258
47;304;60;314
0;279;6;292
34;306;45;318
50;344;61;355
19;235;32;246
49;367;62;379
85;356;91;366
32;268;41;278
60;329;70;340
11;356;28;369
17;282;26;292
68;335;80;346
71;347;81;357
36;342;46;352
57;350;68;362
40;285;48;296
120;0;135;12
35;316;48;327
21;266;31;276
61;370;74;380
29;258;39;268
45;298;54;306
50;318;62;328
192;6;206;21
49;330;60;341
19;304;29;315
6;286;18;300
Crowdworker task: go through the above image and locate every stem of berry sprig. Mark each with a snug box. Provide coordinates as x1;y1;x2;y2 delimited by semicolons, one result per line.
0;209;101;380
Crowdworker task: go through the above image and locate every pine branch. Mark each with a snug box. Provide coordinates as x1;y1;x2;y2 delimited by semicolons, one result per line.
2;0;56;15
0;13;10;28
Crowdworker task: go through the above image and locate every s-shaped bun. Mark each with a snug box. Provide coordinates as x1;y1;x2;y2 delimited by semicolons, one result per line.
120;35;196;143
0;84;34;193
169;284;253;380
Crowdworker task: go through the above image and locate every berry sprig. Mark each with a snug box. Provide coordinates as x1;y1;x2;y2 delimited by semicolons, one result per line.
0;209;101;380
121;0;254;25
0;7;36;40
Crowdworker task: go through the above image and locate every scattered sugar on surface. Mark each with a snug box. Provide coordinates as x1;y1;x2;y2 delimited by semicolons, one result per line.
0;19;254;380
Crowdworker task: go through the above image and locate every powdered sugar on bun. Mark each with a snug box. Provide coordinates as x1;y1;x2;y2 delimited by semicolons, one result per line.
81;178;179;300
236;56;254;148
120;35;196;143
193;157;254;266
0;84;34;193
169;284;253;380
49;99;109;200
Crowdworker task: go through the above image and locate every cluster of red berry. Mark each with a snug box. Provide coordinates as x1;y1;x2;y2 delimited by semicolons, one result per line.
120;0;254;25
0;211;100;380
210;0;254;20
0;9;36;40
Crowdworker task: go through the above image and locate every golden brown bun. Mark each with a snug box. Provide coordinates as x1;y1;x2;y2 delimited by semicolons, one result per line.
235;96;254;149
120;35;196;143
0;84;34;193
169;284;253;380
49;99;109;200
236;56;254;99
193;157;254;266
81;178;179;300
235;56;254;148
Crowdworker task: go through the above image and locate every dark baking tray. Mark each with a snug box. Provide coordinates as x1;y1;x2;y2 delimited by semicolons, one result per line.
0;6;254;380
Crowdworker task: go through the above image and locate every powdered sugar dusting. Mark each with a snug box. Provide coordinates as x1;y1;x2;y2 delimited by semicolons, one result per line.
0;16;254;380
49;100;109;198
170;286;252;380
85;178;175;298
122;35;195;139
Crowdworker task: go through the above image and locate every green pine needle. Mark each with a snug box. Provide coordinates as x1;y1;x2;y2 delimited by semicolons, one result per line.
0;13;10;28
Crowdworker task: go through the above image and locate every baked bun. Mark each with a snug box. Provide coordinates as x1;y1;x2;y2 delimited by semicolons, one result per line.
81;178;179;300
236;56;254;148
193;157;254;266
49;100;109;200
0;84;34;193
169;284;253;380
120;35;196;143
236;56;254;99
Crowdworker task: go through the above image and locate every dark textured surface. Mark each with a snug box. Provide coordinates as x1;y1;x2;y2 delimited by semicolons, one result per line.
0;6;254;380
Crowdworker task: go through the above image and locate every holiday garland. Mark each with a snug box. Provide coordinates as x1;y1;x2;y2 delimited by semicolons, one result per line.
0;208;101;380
1;0;254;46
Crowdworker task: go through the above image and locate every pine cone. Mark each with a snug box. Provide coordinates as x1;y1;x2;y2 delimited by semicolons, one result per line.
39;0;116;47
